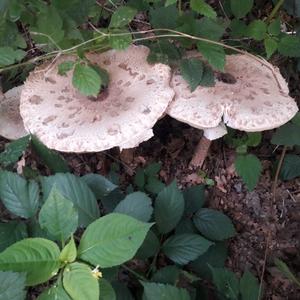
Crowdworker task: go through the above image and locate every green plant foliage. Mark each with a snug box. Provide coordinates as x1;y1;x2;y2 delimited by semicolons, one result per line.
197;42;225;71
280;154;300;180
114;192;153;222
60;237;77;264
78;213;152;267
41;173;100;227
162;233;213;265
193;208;236;241
63;262;99;300
135;230;160;259
235;154;262;191
179;58;204;91
183;184;205;215
141;281;191;300
230;0;254;18
109;7;137;28
0;238;60;286
275;258;300;287
247;20;267;41
271;123;300;146
99;279;116;300
154;181;185;234
0;271;26;300
39;188;78;242
151;265;180;285
278;36;300;57
240;270;260;300
0;171;39;218
0;47;25;66
190;0;216;19
37;283;71;300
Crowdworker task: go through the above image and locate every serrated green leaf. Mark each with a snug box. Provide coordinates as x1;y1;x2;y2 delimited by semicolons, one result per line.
246;132;262;147
72;63;101;96
200;64;215;86
247;20;267;41
229;19;248;38
31;135;70;173
78;213;152;268
37;283;71;300
114;192;153;222
150;5;178;29
0;221;28;252
175;218;198;234
274;258;300;287
39;188;78;242
230;0;253;18
109;7;137;28
0;238;60;286
197;42;225;71
0;171;39;218
145;177;165;195
99;279;116;300
193;208;236;241
0;271;26;300
0;46;24;66
271;123;300;146
135;230;160;259
142;282;191;300
278;36;300;57
151;265;180;285
268;18;281;36
163;234;214;265
108;29;132;50
63;262;99;300
183;185;205;215
58;61;75;76
195;17;225;40
60;237;77;264
179;58;204;92
235;154;262;191
81;173;117;200
280;154;300;180
210;267;239;300
264;37;278;58
41;173;100;227
240;270;260;300
90;64;110;88
154;181;185;234
190;0;216;19
0;135;30;167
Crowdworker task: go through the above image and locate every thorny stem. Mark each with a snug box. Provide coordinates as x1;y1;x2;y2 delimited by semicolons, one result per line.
267;0;285;23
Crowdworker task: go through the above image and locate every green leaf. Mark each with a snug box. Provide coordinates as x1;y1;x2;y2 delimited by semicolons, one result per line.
111;282;134;300
193;208;236;241
151;266;180;285
99;279;116;300
271;123;300;146
0;221;28;252
39;188;78;242
135;230;160;259
154;181;185;234
145;177;165;195
108;29;132;50
58;61;75;76
0;271;26;300
31;135;69;173
190;0;216;19
278;36;300;57
0;171;39;218
163;234;214;265
60;237;77;264
247;20;267;41
0;47;25;66
0;135;30;167
72;63;101;96
37;283;71;300
90;65;110;88
82;174;117;200
63;262;99;300
268;18;281;36
189;242;228;280
197;42;225;71
0;238;60;286
145;163;161;176
195;18;225;40
200;65;215;86
175;218;198;234
183;185;205;215
280;154;300;180
41;173;100;227
235;154;262;191
142;282;191;300
240;270;260;300
230;0;253;18
114;192;153;222
275;258;300;287
230;19;248;38
246;132;262;147
210;267;239;300
150;5;178;29
264;37;278;59
78;213;152;268
179;58;203;92
165;0;177;7
109;7;137;28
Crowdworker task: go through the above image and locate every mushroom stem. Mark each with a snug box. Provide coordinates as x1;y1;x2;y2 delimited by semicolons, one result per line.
189;136;212;169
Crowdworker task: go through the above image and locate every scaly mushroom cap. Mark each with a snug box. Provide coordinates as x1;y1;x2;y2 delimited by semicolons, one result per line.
0;86;27;140
20;45;174;152
167;54;298;132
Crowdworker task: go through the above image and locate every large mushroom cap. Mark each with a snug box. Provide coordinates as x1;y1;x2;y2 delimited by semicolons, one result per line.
20;45;174;152
168;54;298;132
0;86;27;140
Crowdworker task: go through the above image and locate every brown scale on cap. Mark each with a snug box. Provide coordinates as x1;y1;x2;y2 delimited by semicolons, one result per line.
20;45;175;152
167;53;298;168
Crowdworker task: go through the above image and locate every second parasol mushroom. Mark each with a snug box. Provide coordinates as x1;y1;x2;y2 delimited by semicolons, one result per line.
167;54;298;168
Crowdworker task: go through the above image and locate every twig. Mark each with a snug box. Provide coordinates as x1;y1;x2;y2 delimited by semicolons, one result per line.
267;0;285;23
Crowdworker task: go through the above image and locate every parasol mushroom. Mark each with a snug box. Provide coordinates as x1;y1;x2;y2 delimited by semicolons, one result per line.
167;54;298;168
0;85;27;140
20;45;174;152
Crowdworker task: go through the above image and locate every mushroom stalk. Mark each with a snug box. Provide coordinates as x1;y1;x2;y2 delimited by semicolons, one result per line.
189;136;212;169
